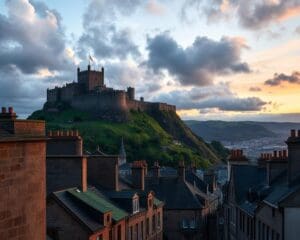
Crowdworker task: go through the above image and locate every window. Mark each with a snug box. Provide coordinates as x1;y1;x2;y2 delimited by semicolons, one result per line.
117;225;121;240
130;226;133;240
141;220;144;240
146;218;150;236
182;219;188;229
152;215;156;232
157;212;161;229
136;223;138;240
133;198;139;213
190;219;196;229
96;235;103;240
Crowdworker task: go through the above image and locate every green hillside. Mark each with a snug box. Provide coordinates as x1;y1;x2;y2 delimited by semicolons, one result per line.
29;109;225;168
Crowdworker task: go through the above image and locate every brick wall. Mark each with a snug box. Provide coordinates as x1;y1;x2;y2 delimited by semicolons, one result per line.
87;155;119;191
46;156;86;195
0;139;46;240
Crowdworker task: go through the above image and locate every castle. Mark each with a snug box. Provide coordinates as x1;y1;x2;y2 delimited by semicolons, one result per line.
46;65;176;120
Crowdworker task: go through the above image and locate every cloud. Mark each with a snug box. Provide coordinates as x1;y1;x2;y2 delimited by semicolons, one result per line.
0;0;72;74
296;25;300;34
181;0;300;30
145;33;250;86
146;0;165;15
77;0;141;62
83;0;143;26
249;87;262;92
153;84;267;112
77;24;140;61
264;71;300;86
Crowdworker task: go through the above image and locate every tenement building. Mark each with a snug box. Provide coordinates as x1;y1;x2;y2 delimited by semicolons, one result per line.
46;130;164;240
0;107;46;240
119;160;222;240
46;65;175;121
224;132;300;240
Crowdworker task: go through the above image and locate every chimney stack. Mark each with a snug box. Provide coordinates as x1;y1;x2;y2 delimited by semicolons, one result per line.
286;129;300;185
152;161;160;178
178;160;185;181
132;161;147;190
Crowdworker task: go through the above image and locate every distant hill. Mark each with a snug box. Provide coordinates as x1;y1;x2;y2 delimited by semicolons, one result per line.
185;120;277;142
29;109;227;168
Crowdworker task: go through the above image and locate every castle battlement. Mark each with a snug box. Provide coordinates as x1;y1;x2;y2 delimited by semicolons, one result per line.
45;65;176;120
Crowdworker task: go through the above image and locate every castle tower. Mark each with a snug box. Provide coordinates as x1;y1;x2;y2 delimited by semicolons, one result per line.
119;137;126;166
77;65;105;92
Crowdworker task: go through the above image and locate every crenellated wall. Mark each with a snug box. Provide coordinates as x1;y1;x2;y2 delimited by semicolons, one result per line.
45;66;176;118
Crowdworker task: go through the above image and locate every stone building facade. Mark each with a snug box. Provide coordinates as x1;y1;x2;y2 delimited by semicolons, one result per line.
46;66;175;120
224;131;300;240
0;107;46;240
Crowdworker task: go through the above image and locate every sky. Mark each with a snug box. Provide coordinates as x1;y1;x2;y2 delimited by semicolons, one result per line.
0;0;300;121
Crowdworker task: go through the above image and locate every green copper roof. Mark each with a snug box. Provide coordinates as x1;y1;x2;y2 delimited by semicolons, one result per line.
68;189;128;221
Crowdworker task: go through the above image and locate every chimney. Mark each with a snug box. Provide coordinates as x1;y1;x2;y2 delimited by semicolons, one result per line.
0;106;17;120
132;161;146;190
178;160;185;181
286;129;300;185
152;161;160;178
204;169;216;193
190;161;197;174
81;157;87;192
266;150;288;186
88;64;91;71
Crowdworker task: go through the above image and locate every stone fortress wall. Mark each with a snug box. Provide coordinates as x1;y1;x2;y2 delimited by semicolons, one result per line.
46;65;176;118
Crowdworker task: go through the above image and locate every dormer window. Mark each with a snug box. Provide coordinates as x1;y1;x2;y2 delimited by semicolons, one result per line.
132;195;139;214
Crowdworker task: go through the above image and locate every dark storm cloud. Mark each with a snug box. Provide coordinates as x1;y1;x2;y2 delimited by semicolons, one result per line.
154;86;267;112
264;72;300;86
249;87;262;92
77;0;141;61
0;0;72;74
0;65;47;117
145;33;250;86
181;0;300;30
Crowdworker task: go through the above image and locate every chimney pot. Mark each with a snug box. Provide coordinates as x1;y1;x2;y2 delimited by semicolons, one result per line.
283;149;287;158
74;130;79;136
8;107;13;114
298;130;300;137
1;107;6;113
273;150;277;158
291;129;296;137
48;130;53;137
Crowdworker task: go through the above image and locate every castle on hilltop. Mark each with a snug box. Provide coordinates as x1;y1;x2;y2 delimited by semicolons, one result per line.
46;65;175;120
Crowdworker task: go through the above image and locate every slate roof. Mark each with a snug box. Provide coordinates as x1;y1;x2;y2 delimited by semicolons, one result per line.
231;164;300;213
99;188;163;213
231;165;266;204
146;176;205;210
185;170;208;193
52;187;128;232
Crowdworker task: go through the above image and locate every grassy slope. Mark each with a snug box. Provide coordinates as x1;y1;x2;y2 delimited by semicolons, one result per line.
29;109;222;168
